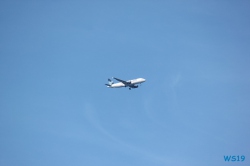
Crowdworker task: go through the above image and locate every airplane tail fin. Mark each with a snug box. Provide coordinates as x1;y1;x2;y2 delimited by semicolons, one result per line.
108;78;113;85
105;78;113;87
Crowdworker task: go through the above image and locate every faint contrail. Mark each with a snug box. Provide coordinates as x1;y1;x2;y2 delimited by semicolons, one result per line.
83;103;179;165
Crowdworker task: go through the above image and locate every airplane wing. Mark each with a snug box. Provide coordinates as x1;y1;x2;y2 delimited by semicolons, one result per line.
113;77;131;85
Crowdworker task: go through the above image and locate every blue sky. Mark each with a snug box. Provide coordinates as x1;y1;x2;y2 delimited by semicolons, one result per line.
1;1;250;166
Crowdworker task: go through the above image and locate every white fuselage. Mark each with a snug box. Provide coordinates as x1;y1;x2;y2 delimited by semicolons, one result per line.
110;78;146;88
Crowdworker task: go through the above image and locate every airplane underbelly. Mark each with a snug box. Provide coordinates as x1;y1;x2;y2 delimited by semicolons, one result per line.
112;83;125;88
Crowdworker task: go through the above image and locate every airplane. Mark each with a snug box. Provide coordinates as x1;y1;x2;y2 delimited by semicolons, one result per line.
105;77;146;90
